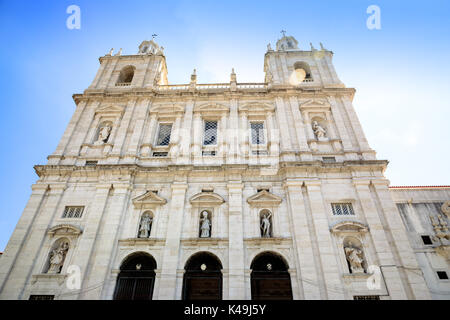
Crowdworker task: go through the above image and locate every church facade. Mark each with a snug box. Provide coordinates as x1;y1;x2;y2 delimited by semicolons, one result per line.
0;35;448;300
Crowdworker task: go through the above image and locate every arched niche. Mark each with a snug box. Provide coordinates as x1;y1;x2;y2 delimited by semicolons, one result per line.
43;237;71;274
117;65;135;84
137;210;154;238
189;191;225;238
343;236;368;274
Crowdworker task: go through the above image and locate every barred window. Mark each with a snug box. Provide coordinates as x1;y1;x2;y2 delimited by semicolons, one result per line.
156;124;172;146
62;206;84;218
29;295;54;300
331;203;354;216
203;121;217;146
353;295;380;300
251;122;265;145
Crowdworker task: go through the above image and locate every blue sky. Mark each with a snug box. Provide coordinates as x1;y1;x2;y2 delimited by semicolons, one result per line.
0;0;449;251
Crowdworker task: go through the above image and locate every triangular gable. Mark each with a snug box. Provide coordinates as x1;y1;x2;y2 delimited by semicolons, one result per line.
95;104;124;116
300;99;330;108
47;224;83;237
132;190;167;208
247;190;282;207
190;192;225;206
150;103;185;114
239;103;275;113
194;103;229;113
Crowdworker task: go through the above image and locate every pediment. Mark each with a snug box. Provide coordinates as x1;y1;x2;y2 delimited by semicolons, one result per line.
194;103;229;113
132;191;167;208
330;221;369;234
300;99;330;108
239;103;275;113
47;224;83;237
95;104;124;116
190;192;225;206
247;190;282;207
150;103;185;114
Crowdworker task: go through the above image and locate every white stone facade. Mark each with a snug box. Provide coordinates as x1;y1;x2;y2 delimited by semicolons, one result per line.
0;36;440;300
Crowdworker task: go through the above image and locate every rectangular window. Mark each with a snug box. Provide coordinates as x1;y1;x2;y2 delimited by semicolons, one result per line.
85;160;98;166
29;295;55;300
353;295;380;300
437;271;448;280
322;157;336;163
203;121;217;146
152;152;168;157
62;206;84;219
156;124;172;146
421;235;433;245
331;203;355;216
251;122;265;145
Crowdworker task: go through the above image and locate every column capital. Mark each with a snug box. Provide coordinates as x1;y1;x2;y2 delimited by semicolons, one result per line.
95;183;113;190
31;183;49;192
352;179;371;187
303;179;322;188
48;183;68;194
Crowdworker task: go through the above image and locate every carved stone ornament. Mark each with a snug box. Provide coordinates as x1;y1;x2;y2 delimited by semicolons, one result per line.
94;125;111;145
132;191;167;209
199;211;211;238
48;241;69;274
47;224;83;237
190;192;225;206
330;221;369;234
247;190;282;207
441;201;450;218
344;242;366;274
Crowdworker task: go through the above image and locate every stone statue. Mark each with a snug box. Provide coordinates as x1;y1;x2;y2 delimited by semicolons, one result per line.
200;211;211;238
267;43;272;51
153;71;161;86
115;48;122;56
312;121;326;139
266;71;273;83
344;242;365;273
138;214;152;238
260;212;272;238
107;48;114;56
48;241;69;273
94;125;111;145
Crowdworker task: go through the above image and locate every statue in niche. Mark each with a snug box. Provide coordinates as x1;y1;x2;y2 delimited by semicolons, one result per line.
260;211;272;238
138;214;153;238
48;241;69;274
94;125;111;145
312;120;327;140
199;211;211;238
344;241;365;273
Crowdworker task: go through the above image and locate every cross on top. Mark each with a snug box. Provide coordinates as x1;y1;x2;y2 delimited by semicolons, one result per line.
152;34;158;40
280;30;286;37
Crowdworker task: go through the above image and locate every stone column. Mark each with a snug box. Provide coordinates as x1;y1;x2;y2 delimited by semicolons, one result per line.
3;183;66;299
140;112;157;157
169;115;182;158
328;96;356;159
371;180;431;299
192;113;203;163
70;183;112;299
353;180;408;299
227;182;246;299
304;181;345;299
109;98;138;163
80;183;132;299
239;111;249;158
218;114;228;159
0;184;49;297
49;101;88;164
158;183;187;299
288;96;311;158
284;181;321;299
274;97;294;156
125;99;152;160
177;100;194;164
226;99;239;164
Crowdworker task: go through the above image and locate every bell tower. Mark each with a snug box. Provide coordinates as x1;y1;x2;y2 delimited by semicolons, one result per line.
86;39;168;91
264;34;344;88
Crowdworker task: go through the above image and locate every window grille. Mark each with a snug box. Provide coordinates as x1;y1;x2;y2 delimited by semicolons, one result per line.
203;121;217;145
251;122;265;145
29;295;55;300
62;206;84;218
331;203;354;216
156;124;172;146
152;152;168;157
353;295;380;300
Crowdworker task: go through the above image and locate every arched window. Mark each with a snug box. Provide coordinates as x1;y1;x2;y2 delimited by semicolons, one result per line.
182;252;223;300
343;237;367;274
293;62;313;83
137;211;153;238
113;252;157;300
250;251;292;300
259;209;273;238
44;238;70;274
116;65;135;85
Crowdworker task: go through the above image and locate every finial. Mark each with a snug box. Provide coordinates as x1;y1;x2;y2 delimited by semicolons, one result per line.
267;43;272;51
152;34;158;41
310;42;316;51
107;48;114;56
230;68;236;82
320;42;326;51
115;48;122;56
191;69;197;82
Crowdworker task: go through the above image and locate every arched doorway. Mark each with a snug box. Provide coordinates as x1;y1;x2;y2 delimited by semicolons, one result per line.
250;252;293;300
182;252;223;300
113;252;156;300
